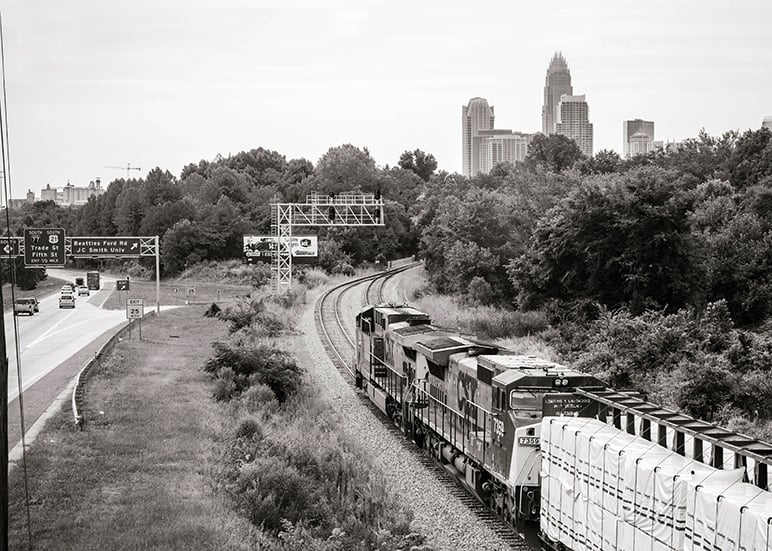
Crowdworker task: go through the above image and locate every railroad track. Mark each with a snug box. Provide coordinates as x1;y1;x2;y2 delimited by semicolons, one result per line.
314;264;532;551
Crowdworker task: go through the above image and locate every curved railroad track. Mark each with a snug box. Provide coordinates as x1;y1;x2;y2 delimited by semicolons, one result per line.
314;265;532;551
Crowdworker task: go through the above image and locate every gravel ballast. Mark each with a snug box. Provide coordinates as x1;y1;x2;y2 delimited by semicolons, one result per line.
295;285;526;551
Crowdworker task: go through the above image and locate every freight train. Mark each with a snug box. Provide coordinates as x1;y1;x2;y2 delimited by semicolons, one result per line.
354;303;772;550
354;303;606;524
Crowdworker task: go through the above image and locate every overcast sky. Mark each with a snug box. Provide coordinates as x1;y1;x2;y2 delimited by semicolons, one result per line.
2;0;770;199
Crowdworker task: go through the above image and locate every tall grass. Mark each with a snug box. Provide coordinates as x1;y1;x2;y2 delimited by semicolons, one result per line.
206;325;430;548
411;293;550;341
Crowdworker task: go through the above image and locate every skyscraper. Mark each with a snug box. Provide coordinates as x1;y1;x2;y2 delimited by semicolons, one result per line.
476;130;532;174
542;52;573;135
623;119;655;157
555;95;593;157
462;97;495;177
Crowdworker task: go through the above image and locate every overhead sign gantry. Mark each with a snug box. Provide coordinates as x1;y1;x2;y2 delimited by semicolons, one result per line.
271;192;384;294
1;231;161;313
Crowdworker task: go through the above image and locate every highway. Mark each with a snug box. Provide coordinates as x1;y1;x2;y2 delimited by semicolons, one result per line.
4;269;127;403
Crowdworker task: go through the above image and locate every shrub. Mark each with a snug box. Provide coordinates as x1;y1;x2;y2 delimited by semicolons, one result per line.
676;355;734;421
235;417;263;440
249;262;272;288
219;299;262;333
468;308;549;339
240;383;280;415
252;309;289;337
331;263;354;276
204;302;222;317
204;341;302;402
467;276;494;306
264;287;306;309
297;268;329;289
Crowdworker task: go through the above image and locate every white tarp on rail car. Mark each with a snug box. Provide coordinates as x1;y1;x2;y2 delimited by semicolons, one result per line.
540;417;764;551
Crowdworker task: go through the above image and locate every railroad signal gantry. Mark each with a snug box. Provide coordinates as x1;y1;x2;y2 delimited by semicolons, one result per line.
271;192;384;294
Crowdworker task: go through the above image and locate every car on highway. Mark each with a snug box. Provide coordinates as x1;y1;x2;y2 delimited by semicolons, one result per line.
77;286;90;297
59;294;76;309
13;298;36;315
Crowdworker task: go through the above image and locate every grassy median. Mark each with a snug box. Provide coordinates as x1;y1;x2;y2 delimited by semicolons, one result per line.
8;305;262;550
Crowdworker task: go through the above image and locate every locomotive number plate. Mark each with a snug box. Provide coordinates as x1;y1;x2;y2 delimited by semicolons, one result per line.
518;436;540;447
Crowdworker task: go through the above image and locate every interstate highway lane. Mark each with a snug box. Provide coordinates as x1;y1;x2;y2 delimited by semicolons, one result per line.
4;271;126;431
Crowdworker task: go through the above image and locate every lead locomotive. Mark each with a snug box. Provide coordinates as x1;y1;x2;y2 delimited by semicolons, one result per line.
354;303;605;524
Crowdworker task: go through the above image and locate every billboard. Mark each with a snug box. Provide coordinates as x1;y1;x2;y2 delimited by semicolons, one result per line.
243;235;317;264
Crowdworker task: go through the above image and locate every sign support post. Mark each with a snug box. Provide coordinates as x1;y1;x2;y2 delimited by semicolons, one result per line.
155;235;160;314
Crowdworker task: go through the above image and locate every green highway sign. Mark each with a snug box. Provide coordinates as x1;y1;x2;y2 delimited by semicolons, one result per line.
24;228;66;266
71;237;141;257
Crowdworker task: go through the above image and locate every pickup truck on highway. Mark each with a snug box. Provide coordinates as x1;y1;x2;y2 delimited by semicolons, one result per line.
13;298;37;315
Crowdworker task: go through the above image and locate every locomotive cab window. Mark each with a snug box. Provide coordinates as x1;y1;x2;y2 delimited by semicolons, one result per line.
510;391;541;418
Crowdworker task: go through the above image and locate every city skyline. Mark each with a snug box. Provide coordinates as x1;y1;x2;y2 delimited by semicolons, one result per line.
2;1;771;198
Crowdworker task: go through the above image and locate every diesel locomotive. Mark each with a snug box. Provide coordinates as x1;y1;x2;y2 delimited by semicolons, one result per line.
354;303;605;524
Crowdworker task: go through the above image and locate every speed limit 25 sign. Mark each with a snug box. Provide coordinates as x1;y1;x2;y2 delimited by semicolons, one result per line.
126;298;144;319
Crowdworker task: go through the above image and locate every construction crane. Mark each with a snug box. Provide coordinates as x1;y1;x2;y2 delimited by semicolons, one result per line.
104;163;141;179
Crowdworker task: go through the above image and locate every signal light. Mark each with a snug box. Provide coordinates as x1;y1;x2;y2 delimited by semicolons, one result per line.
329;206;335;221
375;188;381;200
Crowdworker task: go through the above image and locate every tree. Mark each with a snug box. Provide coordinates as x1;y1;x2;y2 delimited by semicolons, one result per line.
141;167;180;206
510;167;699;313
9;257;45;290
113;185;145;235
523;133;585;173
727;127;772;189
161;219;204;275
398;149;437;182
578;149;622;175
315;144;379;194
419;190;523;300
139;200;197;237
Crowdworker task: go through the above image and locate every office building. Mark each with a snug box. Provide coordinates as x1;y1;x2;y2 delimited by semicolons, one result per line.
476;130;532;174
462;97;495;177
555;94;593;157
623;119;655;157
542;52;573;135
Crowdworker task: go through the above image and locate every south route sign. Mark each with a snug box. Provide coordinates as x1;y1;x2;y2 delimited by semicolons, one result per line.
71;237;141;257
0;237;20;256
24;228;66;266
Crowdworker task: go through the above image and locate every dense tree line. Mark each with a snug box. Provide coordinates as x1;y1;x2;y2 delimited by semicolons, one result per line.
5;127;772;431
416;126;772;435
3;145;425;278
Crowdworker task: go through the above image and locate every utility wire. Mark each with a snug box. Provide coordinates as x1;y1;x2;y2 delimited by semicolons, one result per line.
0;9;34;550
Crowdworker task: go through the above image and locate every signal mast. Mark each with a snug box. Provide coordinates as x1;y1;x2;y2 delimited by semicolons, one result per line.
270;191;384;294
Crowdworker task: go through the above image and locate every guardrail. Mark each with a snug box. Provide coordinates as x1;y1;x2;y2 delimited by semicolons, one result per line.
71;312;156;429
